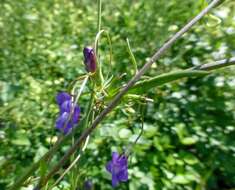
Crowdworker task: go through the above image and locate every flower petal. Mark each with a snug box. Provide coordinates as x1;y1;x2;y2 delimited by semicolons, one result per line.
56;92;71;106
60;100;72;113
112;152;119;163
55;112;74;134
117;169;128;182
112;174;119;187
118;155;128;166
106;161;113;173
55;112;69;130
63;121;73;134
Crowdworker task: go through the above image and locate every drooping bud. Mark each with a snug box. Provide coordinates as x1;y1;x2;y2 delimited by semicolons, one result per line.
83;47;97;73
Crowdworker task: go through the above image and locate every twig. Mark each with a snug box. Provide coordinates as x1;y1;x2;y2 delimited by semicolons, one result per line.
191;57;235;71
97;0;102;33
35;0;222;188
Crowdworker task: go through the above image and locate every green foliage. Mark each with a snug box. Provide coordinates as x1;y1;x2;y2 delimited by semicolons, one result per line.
0;0;235;190
130;70;209;94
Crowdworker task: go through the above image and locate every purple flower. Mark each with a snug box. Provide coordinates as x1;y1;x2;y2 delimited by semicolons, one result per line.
106;152;128;187
83;47;96;73
83;180;93;190
55;92;80;134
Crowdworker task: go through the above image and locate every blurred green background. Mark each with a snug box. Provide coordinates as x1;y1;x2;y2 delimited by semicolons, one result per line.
0;0;235;189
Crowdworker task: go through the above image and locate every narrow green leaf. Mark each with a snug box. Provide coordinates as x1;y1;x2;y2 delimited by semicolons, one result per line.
129;70;209;94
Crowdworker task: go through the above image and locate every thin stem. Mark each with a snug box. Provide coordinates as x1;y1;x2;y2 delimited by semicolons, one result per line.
191;57;235;71
94;0;104;87
35;1;222;188
84;82;95;129
134;119;144;145
125;119;144;157
96;0;102;56
97;0;102;33
51;136;90;189
94;29;113;86
74;75;89;105
126;38;138;74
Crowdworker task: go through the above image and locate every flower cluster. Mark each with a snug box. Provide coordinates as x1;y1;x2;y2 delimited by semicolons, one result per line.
54;48;129;188
55;92;80;134
106;152;128;187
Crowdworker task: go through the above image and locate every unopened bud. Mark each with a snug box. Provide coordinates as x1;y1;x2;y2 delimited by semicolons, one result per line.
83;47;96;73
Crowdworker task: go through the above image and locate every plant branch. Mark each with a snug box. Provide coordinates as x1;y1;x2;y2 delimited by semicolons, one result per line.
191;57;235;71
35;0;222;188
97;0;102;33
130;56;235;93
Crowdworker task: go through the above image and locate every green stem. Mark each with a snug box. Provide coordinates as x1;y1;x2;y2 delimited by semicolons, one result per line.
84;82;95;129
126;38;138;74
95;0;104;87
94;30;113;86
97;0;102;33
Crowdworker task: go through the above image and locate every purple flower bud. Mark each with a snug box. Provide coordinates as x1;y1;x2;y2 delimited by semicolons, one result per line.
106;152;128;187
83;47;96;73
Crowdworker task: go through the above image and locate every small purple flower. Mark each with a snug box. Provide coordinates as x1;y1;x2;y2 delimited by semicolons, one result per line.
106;152;128;187
83;180;93;190
55;92;80;134
83;47;96;73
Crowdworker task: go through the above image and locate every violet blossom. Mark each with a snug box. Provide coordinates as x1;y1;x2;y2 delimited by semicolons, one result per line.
55;92;80;134
106;152;128;187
